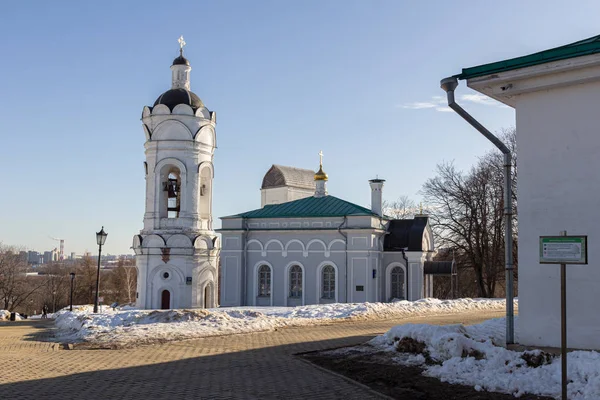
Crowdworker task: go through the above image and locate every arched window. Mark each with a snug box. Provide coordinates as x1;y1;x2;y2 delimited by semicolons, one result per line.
322;265;335;299
289;265;302;297
163;171;181;218
391;266;405;300
258;265;271;297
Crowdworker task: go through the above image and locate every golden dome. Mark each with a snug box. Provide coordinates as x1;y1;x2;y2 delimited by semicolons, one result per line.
314;165;328;181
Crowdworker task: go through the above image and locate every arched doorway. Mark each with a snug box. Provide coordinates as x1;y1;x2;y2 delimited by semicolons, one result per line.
204;283;213;308
390;266;405;300
161;290;171;309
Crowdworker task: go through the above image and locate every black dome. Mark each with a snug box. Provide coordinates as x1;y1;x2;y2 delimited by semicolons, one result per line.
153;88;204;111
172;55;190;66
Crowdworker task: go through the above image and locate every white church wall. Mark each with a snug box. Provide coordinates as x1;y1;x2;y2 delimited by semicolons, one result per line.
230;230;349;307
512;81;600;349
260;186;314;207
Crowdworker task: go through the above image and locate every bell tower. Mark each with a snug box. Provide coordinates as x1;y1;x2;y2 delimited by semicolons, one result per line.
133;36;219;310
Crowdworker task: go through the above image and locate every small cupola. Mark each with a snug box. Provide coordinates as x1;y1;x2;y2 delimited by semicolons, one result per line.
314;150;328;197
171;36;192;90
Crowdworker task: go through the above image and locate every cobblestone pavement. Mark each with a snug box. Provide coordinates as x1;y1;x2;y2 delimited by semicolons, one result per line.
0;311;505;400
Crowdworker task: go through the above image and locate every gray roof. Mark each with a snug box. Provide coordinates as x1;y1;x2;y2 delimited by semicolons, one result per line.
261;165;316;190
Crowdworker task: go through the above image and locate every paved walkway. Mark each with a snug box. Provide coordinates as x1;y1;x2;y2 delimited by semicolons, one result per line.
0;311;505;399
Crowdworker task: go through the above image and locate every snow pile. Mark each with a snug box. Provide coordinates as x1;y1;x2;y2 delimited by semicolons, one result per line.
54;298;507;346
0;310;23;321
370;317;600;399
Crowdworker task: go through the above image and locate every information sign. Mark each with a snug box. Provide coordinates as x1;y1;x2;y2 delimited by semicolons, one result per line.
539;236;588;264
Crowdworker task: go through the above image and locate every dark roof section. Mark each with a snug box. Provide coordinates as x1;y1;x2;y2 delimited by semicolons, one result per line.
261;165;316;190
459;35;600;80
153;88;204;111
222;195;376;219
384;216;428;252
424;261;456;275
172;55;190;66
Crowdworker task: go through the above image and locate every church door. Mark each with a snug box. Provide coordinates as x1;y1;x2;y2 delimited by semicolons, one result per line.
204;283;213;308
161;290;170;309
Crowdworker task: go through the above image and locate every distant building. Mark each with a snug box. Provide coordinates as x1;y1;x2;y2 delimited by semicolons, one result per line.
27;251;40;264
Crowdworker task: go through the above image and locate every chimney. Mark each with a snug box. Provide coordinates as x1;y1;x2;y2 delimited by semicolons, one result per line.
369;178;385;216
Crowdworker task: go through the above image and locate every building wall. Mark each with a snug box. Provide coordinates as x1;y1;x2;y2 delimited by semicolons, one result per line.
516;81;600;349
219;216;431;307
260;186;315;207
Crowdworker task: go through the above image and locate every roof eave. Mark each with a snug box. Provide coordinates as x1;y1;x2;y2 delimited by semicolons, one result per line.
463;52;600;108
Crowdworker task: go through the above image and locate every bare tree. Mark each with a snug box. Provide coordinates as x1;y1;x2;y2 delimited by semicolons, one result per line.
109;258;137;304
0;244;45;311
383;195;417;219
422;129;517;298
41;263;69;313
74;256;97;305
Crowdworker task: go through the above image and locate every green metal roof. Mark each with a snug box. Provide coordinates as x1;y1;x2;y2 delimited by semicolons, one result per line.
222;195;376;219
458;35;600;80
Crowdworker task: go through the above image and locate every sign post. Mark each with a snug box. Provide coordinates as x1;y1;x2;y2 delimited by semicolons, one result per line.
539;232;588;400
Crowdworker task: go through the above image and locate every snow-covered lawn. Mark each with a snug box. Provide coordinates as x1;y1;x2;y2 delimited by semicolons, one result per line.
369;317;600;399
54;298;507;347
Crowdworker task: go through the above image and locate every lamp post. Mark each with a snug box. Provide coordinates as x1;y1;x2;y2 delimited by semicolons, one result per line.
69;272;75;312
94;227;108;313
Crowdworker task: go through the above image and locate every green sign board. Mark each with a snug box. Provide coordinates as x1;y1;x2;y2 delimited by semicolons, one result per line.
539;236;588;264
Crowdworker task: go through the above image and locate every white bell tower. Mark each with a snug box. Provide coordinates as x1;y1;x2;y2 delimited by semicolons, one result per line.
133;36;219;310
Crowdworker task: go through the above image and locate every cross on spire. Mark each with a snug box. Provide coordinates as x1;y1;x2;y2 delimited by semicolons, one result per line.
319;150;324;166
178;35;186;56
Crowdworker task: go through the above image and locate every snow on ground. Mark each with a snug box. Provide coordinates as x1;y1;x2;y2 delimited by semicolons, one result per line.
369;317;600;399
0;310;23;321
54;298;508;347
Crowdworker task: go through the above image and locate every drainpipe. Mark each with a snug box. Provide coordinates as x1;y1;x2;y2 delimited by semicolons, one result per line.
440;76;515;345
337;216;348;302
400;248;409;301
243;218;249;306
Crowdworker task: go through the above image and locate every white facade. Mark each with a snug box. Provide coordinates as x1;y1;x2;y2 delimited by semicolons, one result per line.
467;52;600;349
260;165;316;207
219;170;437;307
133;49;219;310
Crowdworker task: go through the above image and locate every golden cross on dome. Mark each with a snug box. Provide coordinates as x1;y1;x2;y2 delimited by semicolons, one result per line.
319;150;324;166
178;35;186;54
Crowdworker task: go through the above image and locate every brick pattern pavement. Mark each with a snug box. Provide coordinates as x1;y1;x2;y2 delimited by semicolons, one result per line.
0;311;504;399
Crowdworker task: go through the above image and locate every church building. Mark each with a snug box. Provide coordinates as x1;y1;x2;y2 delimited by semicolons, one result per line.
218;157;441;307
133;37;220;310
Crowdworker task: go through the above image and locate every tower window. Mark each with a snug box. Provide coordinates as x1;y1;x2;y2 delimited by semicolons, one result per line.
163;172;181;218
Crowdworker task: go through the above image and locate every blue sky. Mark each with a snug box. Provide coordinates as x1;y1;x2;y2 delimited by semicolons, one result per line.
1;1;599;255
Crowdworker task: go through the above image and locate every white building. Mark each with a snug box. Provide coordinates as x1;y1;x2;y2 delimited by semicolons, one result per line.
261;165;315;207
218;159;450;307
133;39;219;309
455;35;600;349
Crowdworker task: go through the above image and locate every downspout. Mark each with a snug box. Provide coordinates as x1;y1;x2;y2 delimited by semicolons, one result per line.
337;216;348;302
243;218;249;306
440;76;515;345
400;248;409;301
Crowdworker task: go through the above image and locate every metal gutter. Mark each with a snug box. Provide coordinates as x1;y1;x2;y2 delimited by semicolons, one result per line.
440;76;515;345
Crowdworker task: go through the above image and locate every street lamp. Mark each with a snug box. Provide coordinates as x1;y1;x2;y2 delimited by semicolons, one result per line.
93;226;108;313
69;272;75;312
